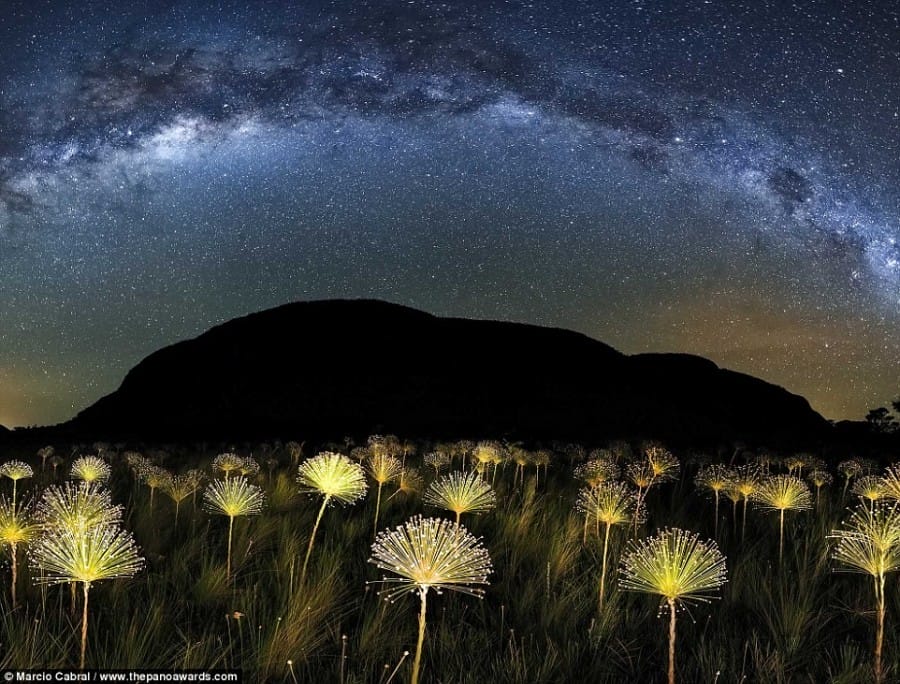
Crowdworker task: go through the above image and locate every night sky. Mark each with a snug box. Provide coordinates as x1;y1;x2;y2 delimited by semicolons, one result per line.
1;0;898;428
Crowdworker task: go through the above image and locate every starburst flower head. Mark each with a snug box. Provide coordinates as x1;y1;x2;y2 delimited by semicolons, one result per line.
367;454;404;485
367;434;401;459
830;502;900;577
396;467;424;496
576;481;638;526
473;441;503;463
533;450;551;467
724;485;742;504
202;476;266;518
70;456;111;483
784;455;809;474
694;464;733;494
0;497;40;546
238;457;260;477
829;500;900;684
29;523;144;586
423;471;496;519
423;451;451;473
878;465;900;501
619;528;727;606
626;461;655;489
753;475;813;512
807;469;833;488
163;471;205;502
734;465;761;499
644;445;680;482
0;461;33;482
575;459;621;487
853;476;886;504
140;465;173;489
506;447;529;468
838;459;863;480
212;453;245;477
297;452;368;505
369;516;492;600
125;452;149;472
38;482;122;534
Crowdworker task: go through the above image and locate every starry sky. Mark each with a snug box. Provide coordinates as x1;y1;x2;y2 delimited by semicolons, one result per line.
1;0;898;428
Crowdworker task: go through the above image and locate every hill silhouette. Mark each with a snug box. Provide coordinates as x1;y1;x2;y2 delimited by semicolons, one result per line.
42;299;829;447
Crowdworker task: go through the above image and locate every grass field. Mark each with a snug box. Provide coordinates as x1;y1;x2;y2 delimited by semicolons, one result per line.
0;439;896;683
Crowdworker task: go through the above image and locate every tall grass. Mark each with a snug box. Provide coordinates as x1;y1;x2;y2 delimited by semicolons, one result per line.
0;438;897;681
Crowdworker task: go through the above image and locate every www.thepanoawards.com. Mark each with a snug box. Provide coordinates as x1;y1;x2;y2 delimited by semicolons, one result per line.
1;672;240;682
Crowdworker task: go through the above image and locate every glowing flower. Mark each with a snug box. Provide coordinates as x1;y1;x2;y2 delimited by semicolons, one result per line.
423;470;496;524
38;482;122;535
0;460;33;482
752;475;812;562
238;457;260;478
807;469;833;505
853;475;886;508
620;528;727;684
423;451;451;476
139;465;173;510
0;460;34;511
203;476;266;580
367;453;404;536
30;522;143;669
878;464;900;502
369;516;492;684
162;470;205;525
694;464;733;537
644;444;680;482
296;452;368;583
0;496;40;606
390;467;424;500
830;502;900;684
575;458;621;489
212;453;245;479
297;452;368;505
70;456;111;484
576;481;638;609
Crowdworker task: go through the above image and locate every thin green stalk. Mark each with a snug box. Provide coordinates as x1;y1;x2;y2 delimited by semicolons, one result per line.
741;498;748;542
227;515;234;581
412;587;428;684
300;495;330;585
667;597;676;684
599;522;611;610
10;543;16;608
778;509;784;564
713;491;719;538
80;582;90;670
875;573;886;684
373;483;383;538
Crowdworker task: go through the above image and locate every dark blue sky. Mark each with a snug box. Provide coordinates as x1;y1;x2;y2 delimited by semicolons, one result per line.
1;0;898;427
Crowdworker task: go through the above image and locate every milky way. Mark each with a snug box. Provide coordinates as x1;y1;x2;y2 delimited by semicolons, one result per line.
1;0;898;427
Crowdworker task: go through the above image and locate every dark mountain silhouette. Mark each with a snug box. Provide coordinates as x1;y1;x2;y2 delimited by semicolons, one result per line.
44;299;829;446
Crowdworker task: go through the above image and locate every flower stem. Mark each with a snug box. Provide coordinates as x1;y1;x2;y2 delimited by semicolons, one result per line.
599;522;611;611
301;495;330;586
668;597;677;684
227;515;234;581
411;587;428;684
80;582;90;670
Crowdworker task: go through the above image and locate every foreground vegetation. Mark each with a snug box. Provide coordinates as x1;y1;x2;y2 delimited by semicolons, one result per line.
0;437;899;682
